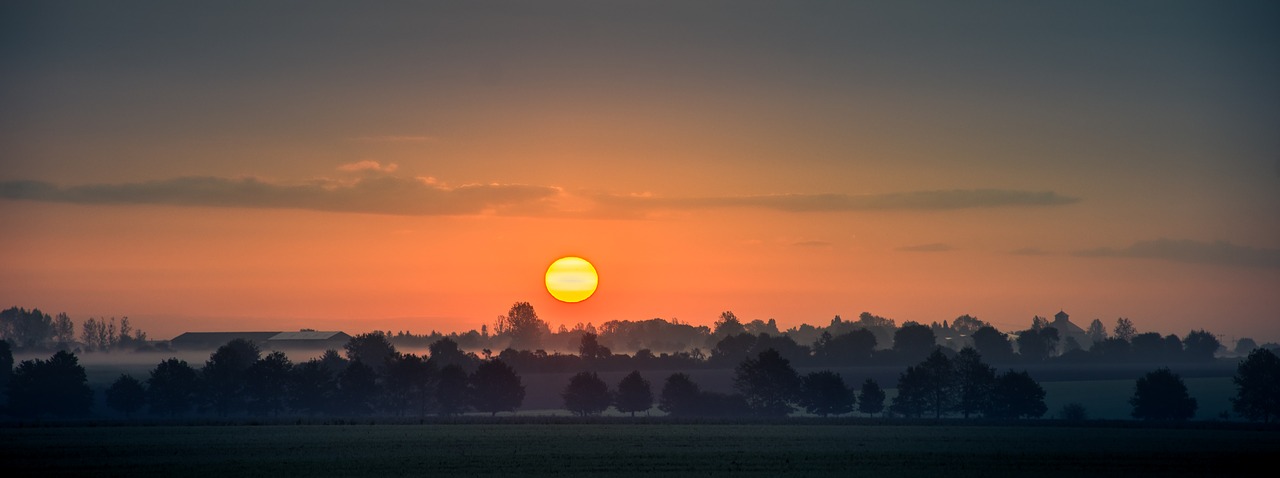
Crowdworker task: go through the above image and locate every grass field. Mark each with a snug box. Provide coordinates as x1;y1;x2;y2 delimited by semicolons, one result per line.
2;423;1275;477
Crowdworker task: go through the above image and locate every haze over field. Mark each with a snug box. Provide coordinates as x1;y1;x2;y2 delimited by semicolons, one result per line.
1;2;1277;341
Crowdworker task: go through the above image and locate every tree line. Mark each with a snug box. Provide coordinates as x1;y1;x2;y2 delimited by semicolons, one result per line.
0;307;154;353
2;335;1277;423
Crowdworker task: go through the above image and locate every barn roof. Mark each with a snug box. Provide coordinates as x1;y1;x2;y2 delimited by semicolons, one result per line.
269;331;350;341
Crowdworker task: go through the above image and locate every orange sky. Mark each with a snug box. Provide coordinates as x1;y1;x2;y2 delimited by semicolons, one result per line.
1;2;1278;342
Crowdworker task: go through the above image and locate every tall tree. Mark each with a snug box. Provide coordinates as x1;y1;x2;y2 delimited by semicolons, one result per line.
858;379;885;416
105;374;146;418
0;340;12;399
8;350;93;418
1182;330;1220;362
578;333;612;361
201;339;261;416
733;348;801;417
562;371;611;416
1231;348;1280;423
344;332;398;372
383;353;437;417
334;360;379;415
799;370;855;417
1016;328;1058;362
917;348;958;419
614;370;654;417
658;373;701;417
0;307;55;349
987;370;1047;419
495;302;548;351
818;329;877;365
893;323;937;363
954;347;996;418
1113;318;1137;342
890;365;930;418
970;326;1014;363
436;364;470;416
244;351;293;416
469;359;525;416
713;311;746;337
1130;368;1197;421
147;358;198;416
289;359;336;416
1086;319;1108;344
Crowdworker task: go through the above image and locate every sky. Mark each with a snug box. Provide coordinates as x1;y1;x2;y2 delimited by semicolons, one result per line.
2;1;1278;342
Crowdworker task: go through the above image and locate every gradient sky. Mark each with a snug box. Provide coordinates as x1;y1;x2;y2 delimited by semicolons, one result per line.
2;1;1278;342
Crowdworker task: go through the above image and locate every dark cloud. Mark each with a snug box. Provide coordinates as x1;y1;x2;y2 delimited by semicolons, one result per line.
1075;239;1280;269
0;177;560;216
598;189;1078;212
898;243;953;252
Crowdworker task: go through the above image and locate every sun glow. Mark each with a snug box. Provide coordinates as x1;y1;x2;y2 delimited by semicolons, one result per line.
545;256;598;303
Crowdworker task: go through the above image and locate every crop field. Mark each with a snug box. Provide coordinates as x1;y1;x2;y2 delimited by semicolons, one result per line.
3;423;1275;477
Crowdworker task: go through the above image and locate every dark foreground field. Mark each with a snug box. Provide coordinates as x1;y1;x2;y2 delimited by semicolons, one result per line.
3;422;1276;477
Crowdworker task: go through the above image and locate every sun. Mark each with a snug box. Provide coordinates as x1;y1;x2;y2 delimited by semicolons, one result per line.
545;256;598;303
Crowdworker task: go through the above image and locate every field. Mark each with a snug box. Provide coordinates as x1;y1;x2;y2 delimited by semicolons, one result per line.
2;422;1276;477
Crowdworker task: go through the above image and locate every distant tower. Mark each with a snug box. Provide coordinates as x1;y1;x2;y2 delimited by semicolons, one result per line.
1054;310;1069;323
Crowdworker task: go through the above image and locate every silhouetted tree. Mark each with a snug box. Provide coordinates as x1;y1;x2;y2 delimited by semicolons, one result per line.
954;347;996;418
0;340;12;402
1231;348;1280;423
1086;319;1108;343
147;358;198;416
384;353;437;417
105;374;146;417
987;370;1047;419
1235;338;1258;356
427;337;473;371
1058;403;1088;421
799;370;855;417
289;359;336;416
202;339;261;416
495;302;548;351
659;373;701;417
893;323;937;363
713;311;746;337
1090;337;1131;360
817;329;877;365
563;371;611;416
918;348;958;418
970;326;1014;363
245;351;292;416
469;359;525;416
344;332;398;372
1130;332;1167;362
318;349;348;374
614;370;653;417
335;360;379;415
1182;330;1220;362
0;307;55;349
1113;318;1137;342
578;333;611;361
1016;328;1058;362
9;351;92;418
436;364;469;416
858;379;885;416
1130;368;1196;421
951;315;989;335
891;365;930;418
734;349;801;417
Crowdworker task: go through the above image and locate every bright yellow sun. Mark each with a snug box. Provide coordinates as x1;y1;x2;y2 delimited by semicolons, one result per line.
545;256;598;303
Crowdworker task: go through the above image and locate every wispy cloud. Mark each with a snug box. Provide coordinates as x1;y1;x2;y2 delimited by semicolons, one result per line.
349;135;437;143
1075;239;1280;269
792;240;833;248
596;189;1078;213
338;160;398;173
898;243;953;252
0;176;1081;220
1010;247;1051;256
0;177;559;216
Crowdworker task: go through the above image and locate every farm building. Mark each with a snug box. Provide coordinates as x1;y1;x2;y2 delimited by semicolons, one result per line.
170;330;351;350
